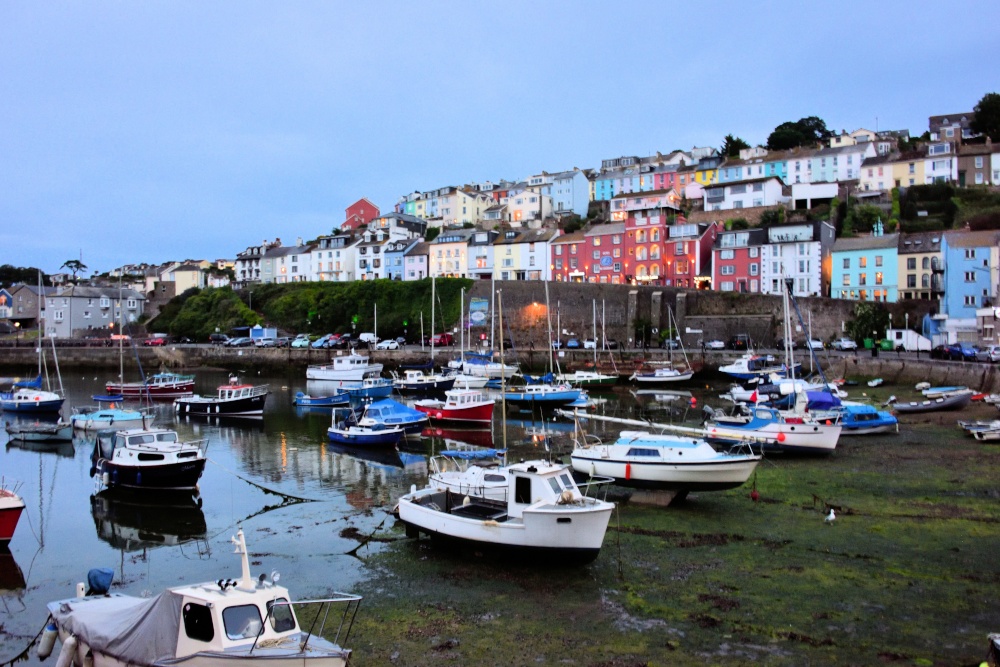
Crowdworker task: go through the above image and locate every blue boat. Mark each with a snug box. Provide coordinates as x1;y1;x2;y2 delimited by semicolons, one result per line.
834;403;898;436
503;384;581;409
0;375;64;413
341;378;394;400
359;399;429;436
327;407;403;447
70;395;151;432
292;391;350;408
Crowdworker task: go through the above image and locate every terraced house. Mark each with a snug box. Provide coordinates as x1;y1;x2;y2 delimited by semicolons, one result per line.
830;227;899;302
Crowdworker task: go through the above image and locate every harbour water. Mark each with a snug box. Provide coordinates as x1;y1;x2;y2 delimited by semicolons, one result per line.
0;368;997;665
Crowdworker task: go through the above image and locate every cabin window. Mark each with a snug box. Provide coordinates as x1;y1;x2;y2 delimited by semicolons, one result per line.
266;598;297;633
182;602;215;642
548;478;562;494
559;473;573;489
484;474;505;483
137;453;165;461
626;448;659;457
156;432;178;443
223;604;264;640
514;477;532;504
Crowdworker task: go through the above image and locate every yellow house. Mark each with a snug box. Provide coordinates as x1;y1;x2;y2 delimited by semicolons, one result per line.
493;229;522;280
694;164;718;186
891;152;926;188
430;229;474;278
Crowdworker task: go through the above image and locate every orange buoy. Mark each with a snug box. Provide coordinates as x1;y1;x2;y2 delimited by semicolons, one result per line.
625;463;632;480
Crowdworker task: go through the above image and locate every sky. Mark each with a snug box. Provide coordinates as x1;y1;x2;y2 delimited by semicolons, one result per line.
3;1;999;276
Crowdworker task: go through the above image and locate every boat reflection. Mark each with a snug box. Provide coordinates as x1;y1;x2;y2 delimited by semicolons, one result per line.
90;490;209;555
419;425;494;449
0;546;25;593
327;442;405;470
5;437;74;457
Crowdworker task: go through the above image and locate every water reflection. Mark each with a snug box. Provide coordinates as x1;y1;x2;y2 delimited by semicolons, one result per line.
0;548;25;593
5;439;74;458
90;490;209;555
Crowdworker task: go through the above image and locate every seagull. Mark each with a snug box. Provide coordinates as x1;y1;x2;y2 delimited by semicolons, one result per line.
825;508;836;523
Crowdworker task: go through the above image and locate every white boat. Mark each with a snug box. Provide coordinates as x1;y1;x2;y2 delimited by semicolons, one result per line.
427;448;510;501
4;419;73;442
90;426;208;491
570;430;761;494
41;528;362;667
718;352;794;381
629;366;694;384
972;428;1000;442
451;354;518;379
396;459;615;564
890;389;974;414
703;404;841;454
444;371;489;389
554;370;619;388
306;353;383;382
72;396;152;432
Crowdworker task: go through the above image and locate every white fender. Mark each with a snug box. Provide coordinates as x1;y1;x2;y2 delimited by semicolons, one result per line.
37;622;58;660
54;635;77;667
77;640;92;667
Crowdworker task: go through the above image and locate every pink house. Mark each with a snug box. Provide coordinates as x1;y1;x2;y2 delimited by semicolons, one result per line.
342;198;380;231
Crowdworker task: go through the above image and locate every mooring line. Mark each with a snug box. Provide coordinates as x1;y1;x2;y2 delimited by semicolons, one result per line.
206;457;318;503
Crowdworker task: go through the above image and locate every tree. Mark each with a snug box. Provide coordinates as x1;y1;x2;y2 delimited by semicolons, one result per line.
970;92;1000;142
60;259;87;281
845;302;890;345
720;134;750;157
766;116;833;150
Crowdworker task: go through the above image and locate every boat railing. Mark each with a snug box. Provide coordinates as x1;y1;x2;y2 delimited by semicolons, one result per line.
576;474;614;501
251;593;363;655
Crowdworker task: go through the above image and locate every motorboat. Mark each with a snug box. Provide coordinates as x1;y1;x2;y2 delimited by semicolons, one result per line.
426;448;510;502
442;371;489;389
890;390;974;414
306;353;383;382
826;403;898;436
340;378;394;401
90;427;208;492
327;407;403;447
718;353;798;381
702;404;841;454
393;370;456;394
40;528;362;667
629;366;695;384
4;418;73;442
570;430;761;494
358;399;429;436
105;372;195;400
451;353;518;379
554;370;618;388
291;391;350;408
0;483;24;545
72;396;152;432
414;388;495;425
174;375;270;417
957;419;1000;436
503;384;581;409
922;385;967;398
396;458;614;564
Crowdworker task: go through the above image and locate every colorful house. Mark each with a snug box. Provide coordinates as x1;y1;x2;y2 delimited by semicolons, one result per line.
703;177;786;211
430;229;475;278
467;230;499;280
938;230;1000;342
550;230;589;283
341;198;380;231
492;228;558;281
659;219;720;289
615;190;682;285
897;232;943;301
712;228;768;293
830;228;899;302
385;238;421;281
403;242;429;281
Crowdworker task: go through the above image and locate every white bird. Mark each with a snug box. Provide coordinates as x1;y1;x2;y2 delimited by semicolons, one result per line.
824;508;836;523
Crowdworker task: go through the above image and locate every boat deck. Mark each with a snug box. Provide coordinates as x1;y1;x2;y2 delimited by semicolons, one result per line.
414;490;509;522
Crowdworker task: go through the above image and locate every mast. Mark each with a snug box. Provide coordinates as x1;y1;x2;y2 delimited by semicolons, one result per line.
545;281;555;375
118;275;124;383
430;275;436;359
36;272;43;379
498;288;507;450
374;302;377;345
490;275;495;350
460;287;465;363
592;299;597;367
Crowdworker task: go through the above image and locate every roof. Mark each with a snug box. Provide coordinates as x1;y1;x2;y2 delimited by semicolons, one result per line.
468;230;499;246
550;230;587;244
860;154;895;167
404;242;430;257
584;222;626;237
712;227;768;249
943;229;1000;248
831;233;900;253
55;285;146;300
493;228;559;246
898;232;943;254
705;176;784;190
433;229;475;244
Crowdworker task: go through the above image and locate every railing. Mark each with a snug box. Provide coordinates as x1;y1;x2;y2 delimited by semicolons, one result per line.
251;594;364;655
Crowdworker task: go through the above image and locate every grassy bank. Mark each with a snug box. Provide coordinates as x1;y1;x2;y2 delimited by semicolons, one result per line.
343;411;999;666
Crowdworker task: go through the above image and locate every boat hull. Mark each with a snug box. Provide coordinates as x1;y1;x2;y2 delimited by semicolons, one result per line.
4;421;73;442
0;398;64;413
175;393;269;416
570;453;759;491
93;459;207;492
105;380;195;399
72;414;149;432
894;392;973;414
630;370;695;384
705;422;841;454
326;429;402;447
414;402;495;424
395;378;457;394
0;501;23;545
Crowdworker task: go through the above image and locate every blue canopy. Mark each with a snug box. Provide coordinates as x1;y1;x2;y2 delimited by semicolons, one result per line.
522;373;554;385
13;375;42;389
439;448;507;460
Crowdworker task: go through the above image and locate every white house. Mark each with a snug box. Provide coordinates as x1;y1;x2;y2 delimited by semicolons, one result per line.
311;232;357;282
924;142;958;183
759;221;836;297
703;177;786;211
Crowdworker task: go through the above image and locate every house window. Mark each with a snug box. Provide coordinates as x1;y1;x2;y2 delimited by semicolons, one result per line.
975;156;984;168
570;245;577;255
907;274;916;288
613;248;621;258
720;250;735;260
593;251;600;260
907;258;916;270
570;258;577;269
555;246;563;256
613;262;621;272
675;260;689;274
842;258;850;269
859;273;867;285
83;310;91;319
721;266;735;275
612;235;622;244
964;295;977;306
965;271;976;282
875;272;883;285
965;249;976;259
749;247;759;258
859;257;867;268
749;263;759;276
54;310;64;321
593;237;601;246
875;256;883;267
842;274;850;286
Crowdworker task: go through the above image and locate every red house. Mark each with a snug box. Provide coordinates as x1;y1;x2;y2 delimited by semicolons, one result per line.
550;225;626;283
341;198;380;231
711;227;767;293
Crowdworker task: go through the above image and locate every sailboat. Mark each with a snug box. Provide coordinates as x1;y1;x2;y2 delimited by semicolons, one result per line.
629;305;695;384
449;279;517;380
556;300;617;388
443;287;489;388
1;275;65;413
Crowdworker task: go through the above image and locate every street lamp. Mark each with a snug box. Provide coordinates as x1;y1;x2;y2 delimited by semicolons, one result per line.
13;321;19;347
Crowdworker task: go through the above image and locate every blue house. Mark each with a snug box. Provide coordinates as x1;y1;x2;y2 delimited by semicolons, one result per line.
939;230;1000;342
830;228;899;302
384;238;421;281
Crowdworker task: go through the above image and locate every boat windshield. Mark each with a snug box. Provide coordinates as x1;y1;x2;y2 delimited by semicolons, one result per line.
222;604;264;640
266;598;297;633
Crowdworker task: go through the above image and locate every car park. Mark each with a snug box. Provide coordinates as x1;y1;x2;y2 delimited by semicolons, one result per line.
704;340;726;350
583;339;596;349
209;333;230;346
603;339;619;350
552;339;564;349
807;339;825;351
255;337;277;348
831;338;857;351
375;339;400;350
275;337;291;348
660;338;680;350
226;337;254;347
143;336;167;346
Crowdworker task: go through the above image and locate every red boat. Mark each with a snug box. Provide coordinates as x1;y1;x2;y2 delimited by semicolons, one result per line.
106;372;196;399
0;487;25;545
414;388;495;424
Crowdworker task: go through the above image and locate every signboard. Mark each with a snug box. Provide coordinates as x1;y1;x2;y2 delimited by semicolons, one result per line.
469;297;489;326
600;256;613;268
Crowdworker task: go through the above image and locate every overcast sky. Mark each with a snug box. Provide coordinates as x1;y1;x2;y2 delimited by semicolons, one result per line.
3;1;998;275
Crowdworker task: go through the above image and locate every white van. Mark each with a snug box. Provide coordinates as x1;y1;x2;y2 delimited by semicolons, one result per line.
358;332;379;345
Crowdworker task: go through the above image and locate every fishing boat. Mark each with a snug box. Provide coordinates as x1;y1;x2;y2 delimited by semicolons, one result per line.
326;407;403;447
503;383;581;409
570;430;761;493
340;378;394;401
4;419;73;442
392;370;456;394
414;388;495;424
702;404;841;454
105;372;195;400
396;458;615;564
453;352;519;379
442;370;489;389
72;396;151;432
358;399;429;435
0;483;25;545
306;353;383;382
40;528;362;667
174;375;270;417
90;426;208;492
890;390;974;414
291;391;350;408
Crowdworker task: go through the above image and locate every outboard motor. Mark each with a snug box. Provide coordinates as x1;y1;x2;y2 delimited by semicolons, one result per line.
701;404;716;424
86;568;114;596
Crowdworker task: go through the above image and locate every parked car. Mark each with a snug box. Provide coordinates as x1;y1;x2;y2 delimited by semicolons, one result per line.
660;338;680;350
375;339;400;350
603;339;619;350
331;334;353;349
275;337;292;348
209;333;230;346
727;334;752;350
983;344;1000;363
774;338;799;350
831;338;858;351
552;339;564;349
226;337;254;347
565;338;581;349
311;334;334;349
143;336;167;347
431;333;454;347
358;332;379;345
946;343;978;362
807;339;825;351
291;334;311;348
704;339;726;350
582;339;596;349
255;337;277;348
930;345;949;360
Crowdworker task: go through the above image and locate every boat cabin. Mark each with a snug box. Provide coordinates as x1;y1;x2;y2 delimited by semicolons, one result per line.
95;428;205;461
444;389;489;407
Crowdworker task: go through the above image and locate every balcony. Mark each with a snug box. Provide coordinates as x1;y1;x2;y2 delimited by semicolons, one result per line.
931;258;943;273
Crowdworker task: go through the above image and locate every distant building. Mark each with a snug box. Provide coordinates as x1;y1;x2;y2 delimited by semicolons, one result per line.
46;285;146;338
830;229;899;302
341;198;380;231
897;232;943;301
403;242;430;281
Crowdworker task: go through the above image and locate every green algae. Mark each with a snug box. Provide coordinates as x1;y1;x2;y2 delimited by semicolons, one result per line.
336;418;999;666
